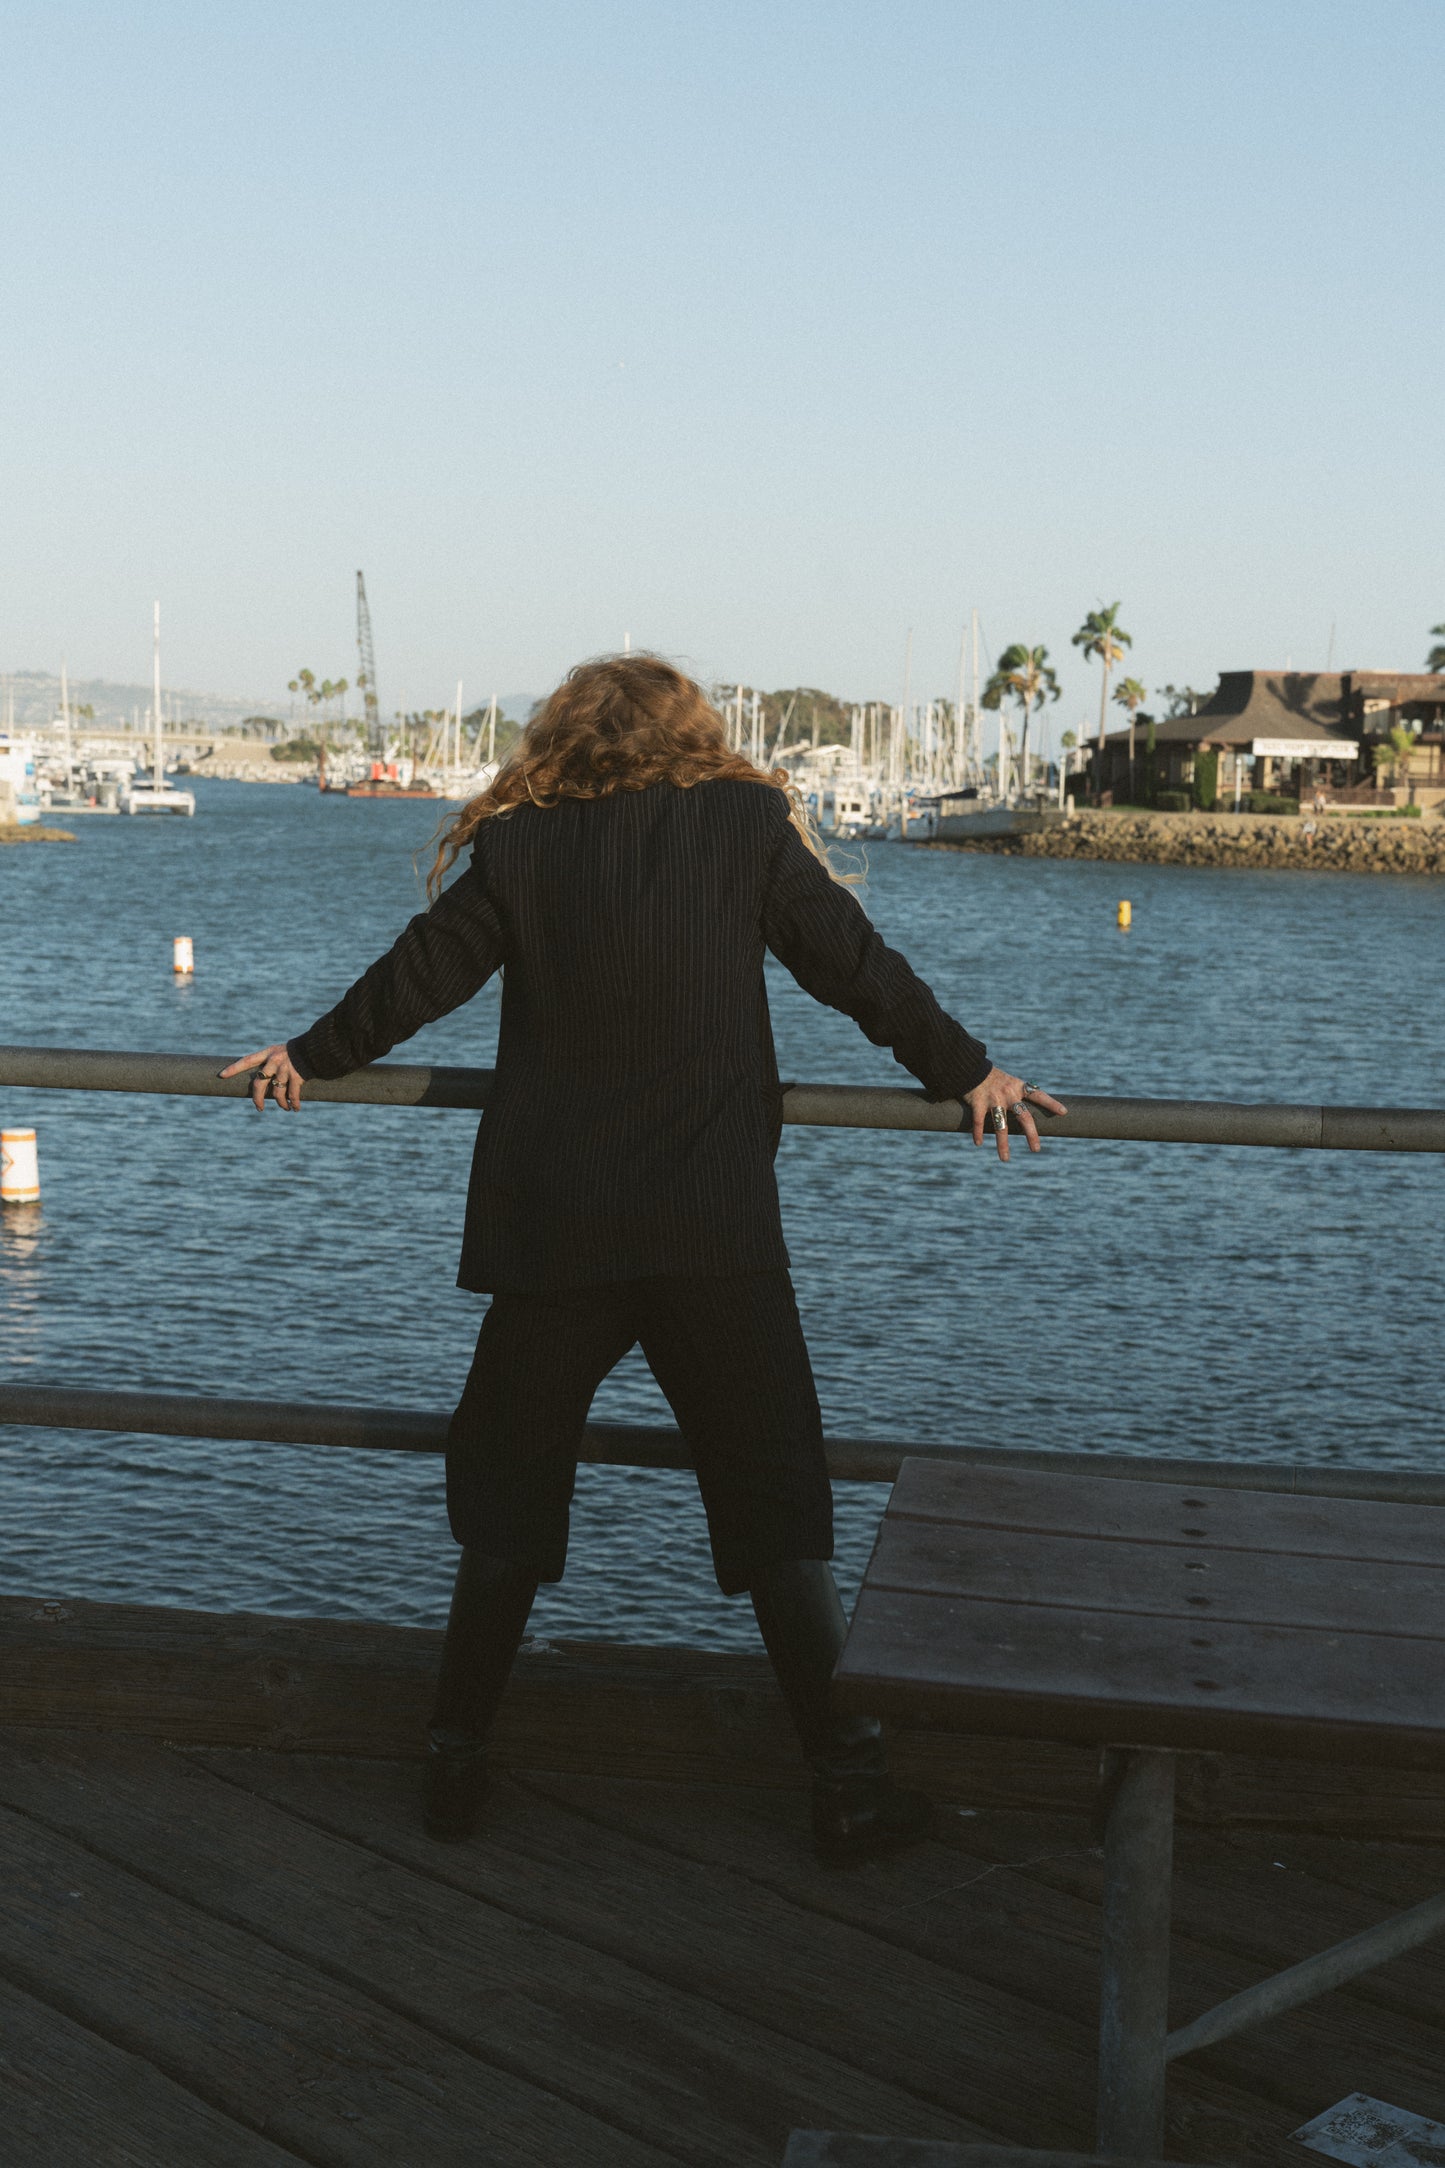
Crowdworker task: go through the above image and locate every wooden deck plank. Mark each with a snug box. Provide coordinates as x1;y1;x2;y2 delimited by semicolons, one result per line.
0;1730;981;2168
867;1515;1445;1638
197;1745;1296;2165
890;1463;1445;1566
0;1971;307;2168
198;1744;1102;2146
0;1792;679;2168
524;1773;1445;2149
837;1586;1445;1763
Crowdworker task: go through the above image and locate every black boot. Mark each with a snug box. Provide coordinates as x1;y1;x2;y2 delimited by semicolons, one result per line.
424;1549;539;1841
749;1558;933;1865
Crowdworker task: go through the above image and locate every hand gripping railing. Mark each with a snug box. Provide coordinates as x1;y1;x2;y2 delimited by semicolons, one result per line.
4;1043;1445;1149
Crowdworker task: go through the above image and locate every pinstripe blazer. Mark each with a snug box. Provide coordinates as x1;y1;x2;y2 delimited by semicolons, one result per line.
291;779;990;1291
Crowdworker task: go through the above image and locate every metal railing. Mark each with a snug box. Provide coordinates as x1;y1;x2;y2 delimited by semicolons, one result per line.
5;1043;1445;1150
2;1380;1445;1504
2;1042;1443;1504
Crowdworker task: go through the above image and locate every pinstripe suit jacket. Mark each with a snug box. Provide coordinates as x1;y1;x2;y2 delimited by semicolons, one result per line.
291;779;990;1291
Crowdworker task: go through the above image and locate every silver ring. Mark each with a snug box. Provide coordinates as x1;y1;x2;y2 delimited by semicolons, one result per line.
989;1106;1007;1131
1022;1080;1042;1095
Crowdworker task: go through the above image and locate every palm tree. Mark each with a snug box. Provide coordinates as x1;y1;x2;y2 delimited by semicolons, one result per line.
1427;624;1445;673
1374;724;1416;794
1114;676;1148;800
1072;603;1132;757
982;644;1061;798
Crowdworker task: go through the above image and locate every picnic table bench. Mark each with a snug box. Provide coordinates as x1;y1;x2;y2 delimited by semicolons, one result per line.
830;1461;1445;2158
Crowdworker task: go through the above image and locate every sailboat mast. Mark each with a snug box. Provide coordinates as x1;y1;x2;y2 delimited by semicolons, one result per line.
955;627;967;783
153;602;163;786
60;659;72;779
971;608;980;785
455;681;464;780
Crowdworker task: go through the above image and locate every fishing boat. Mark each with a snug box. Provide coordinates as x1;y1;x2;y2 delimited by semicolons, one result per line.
345;760;437;799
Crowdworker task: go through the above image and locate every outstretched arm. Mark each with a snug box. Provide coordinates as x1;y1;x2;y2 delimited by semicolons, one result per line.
761;815;1064;1160
221;854;506;1111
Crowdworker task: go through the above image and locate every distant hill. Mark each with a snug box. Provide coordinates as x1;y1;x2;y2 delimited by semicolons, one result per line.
2;673;544;737
1;670;274;734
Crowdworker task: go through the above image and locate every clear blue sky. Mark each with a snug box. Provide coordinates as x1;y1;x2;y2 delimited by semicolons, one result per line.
3;0;1441;738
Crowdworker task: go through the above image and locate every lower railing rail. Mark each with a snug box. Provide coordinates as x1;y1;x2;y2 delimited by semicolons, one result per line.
2;1382;1443;1505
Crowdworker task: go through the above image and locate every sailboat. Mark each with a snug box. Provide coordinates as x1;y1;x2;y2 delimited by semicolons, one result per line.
125;604;196;815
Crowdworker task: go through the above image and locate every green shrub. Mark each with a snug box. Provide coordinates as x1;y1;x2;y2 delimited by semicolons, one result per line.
1192;748;1219;811
1154;790;1191;812
1246;792;1298;815
272;738;322;763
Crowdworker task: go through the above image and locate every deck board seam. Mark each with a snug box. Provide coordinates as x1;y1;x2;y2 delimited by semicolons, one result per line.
0;1943;332;2168
514;1779;1445;2107
959;1837;1445;2055
887;1507;1445;1571
861;1576;1445;1647
0;1776;701;2168
188;1753;1054;2137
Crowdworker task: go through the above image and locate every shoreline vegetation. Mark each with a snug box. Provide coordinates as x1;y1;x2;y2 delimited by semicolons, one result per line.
923;807;1445;875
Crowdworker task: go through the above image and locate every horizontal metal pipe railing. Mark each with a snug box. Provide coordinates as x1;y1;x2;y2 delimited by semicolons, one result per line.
4;1383;1445;1504
3;1044;1445;1150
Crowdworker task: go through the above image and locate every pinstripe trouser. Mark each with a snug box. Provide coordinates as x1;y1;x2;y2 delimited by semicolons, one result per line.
445;1269;834;1595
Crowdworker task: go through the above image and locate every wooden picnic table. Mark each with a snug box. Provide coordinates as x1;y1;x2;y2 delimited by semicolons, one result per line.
834;1461;1445;2159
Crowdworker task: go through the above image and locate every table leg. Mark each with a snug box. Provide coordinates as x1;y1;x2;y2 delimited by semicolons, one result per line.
1097;1746;1175;2157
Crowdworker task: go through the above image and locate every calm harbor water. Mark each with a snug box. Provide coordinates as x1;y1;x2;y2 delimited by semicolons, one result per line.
3;781;1443;1647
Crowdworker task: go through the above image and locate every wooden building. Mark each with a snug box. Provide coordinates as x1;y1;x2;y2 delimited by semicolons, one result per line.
1083;668;1445;809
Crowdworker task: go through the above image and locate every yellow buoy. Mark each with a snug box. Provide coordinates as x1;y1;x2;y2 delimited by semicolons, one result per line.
173;935;195;975
1;1128;40;1204
1117;900;1132;929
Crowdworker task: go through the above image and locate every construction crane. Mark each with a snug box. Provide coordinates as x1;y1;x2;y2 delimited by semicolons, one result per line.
355;571;382;753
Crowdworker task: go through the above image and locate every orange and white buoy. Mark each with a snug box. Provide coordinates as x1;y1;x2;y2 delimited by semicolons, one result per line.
173;935;195;975
1;1128;40;1204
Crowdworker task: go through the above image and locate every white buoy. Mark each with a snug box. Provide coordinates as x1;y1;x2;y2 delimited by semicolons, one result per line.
1;1128;40;1203
173;935;194;975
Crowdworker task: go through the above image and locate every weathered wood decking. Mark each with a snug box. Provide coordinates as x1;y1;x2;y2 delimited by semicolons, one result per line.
5;1732;1445;2164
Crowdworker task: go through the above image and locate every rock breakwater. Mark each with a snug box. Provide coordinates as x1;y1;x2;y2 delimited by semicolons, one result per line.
927;809;1445;876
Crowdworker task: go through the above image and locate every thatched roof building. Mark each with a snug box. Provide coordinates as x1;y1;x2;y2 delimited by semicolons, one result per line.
1083;668;1445;806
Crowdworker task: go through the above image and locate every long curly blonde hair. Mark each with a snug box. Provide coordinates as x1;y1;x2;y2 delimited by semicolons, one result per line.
426;652;836;897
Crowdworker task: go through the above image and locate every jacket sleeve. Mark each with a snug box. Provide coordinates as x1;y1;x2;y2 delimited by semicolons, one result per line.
761;809;991;1101
288;849;505;1080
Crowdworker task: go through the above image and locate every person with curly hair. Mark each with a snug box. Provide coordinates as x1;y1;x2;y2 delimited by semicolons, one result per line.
224;653;1063;1862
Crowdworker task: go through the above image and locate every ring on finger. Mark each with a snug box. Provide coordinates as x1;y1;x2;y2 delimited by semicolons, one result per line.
990;1106;1008;1132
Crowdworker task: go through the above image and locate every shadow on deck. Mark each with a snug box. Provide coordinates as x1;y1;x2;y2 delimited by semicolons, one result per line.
3;1599;1445;2165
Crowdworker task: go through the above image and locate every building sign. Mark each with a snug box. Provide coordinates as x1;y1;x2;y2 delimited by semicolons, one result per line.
1250;738;1358;760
